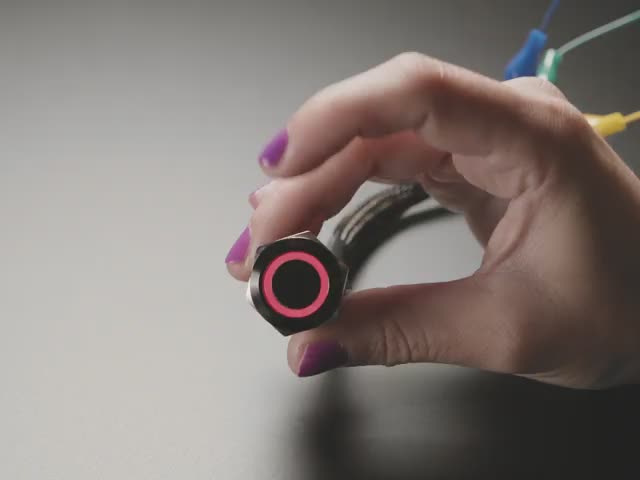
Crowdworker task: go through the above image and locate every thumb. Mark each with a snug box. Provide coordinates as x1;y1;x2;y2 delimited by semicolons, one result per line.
288;275;524;377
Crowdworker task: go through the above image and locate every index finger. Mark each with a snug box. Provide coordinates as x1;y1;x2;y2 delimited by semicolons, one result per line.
258;53;589;198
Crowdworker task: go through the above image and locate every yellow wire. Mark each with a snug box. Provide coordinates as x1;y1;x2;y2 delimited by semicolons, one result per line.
624;111;640;124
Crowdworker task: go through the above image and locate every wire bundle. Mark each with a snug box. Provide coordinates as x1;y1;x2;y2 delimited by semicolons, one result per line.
328;183;450;283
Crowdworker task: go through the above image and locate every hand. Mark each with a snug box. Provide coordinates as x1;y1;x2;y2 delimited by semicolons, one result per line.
225;52;640;389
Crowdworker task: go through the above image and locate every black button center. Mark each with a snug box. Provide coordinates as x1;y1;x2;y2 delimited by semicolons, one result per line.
272;260;321;310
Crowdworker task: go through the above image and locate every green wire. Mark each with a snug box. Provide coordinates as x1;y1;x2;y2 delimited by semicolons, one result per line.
557;9;640;56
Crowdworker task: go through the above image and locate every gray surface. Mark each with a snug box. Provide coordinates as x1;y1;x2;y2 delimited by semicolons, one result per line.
1;1;639;479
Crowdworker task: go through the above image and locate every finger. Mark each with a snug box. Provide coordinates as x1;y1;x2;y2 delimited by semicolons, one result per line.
418;76;572;242
227;131;445;281
504;75;568;101
287;274;535;377
419;163;507;246
260;52;591;199
417;75;568;205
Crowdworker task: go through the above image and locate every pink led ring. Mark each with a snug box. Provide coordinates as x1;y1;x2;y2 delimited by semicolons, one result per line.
261;251;330;318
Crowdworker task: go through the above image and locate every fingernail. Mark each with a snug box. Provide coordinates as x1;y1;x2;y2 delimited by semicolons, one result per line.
225;226;250;264
259;129;288;168
297;341;348;377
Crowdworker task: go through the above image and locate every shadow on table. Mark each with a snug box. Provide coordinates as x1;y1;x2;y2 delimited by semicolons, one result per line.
294;368;640;480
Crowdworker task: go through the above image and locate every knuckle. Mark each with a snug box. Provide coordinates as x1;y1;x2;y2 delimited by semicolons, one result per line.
506;76;567;100
376;316;414;367
533;78;567;100
540;98;593;141
389;51;447;90
390;51;428;69
557;109;593;141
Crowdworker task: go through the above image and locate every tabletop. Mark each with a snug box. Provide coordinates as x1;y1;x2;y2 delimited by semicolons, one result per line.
1;1;640;479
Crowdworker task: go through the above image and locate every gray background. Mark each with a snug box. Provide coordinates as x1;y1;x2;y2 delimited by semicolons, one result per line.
1;1;639;479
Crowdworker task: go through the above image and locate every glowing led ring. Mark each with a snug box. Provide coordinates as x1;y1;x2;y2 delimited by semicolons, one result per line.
261;251;330;318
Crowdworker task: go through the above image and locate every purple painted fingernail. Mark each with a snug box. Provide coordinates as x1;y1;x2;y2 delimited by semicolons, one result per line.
298;341;349;377
259;129;288;167
225;226;250;264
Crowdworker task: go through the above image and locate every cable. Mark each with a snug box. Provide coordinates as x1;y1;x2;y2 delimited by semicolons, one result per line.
585;110;640;137
557;9;640;56
625;111;640;124
328;183;451;284
504;0;560;80
537;9;640;83
539;0;561;32
329;183;428;252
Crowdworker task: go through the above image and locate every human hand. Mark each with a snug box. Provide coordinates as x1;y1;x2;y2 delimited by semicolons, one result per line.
226;53;640;389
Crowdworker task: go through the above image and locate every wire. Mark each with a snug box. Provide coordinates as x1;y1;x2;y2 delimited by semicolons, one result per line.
330;183;427;249
328;183;451;284
503;0;560;80
556;9;640;56
538;9;640;83
625;111;640;124
540;0;561;32
504;0;561;80
585;111;640;137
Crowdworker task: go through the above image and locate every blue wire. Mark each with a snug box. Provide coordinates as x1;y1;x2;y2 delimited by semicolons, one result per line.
540;0;561;31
